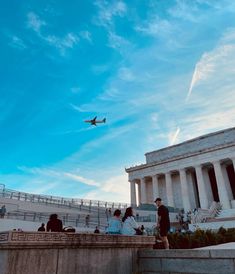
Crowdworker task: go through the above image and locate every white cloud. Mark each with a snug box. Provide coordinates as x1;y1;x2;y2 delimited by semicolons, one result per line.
79;30;92;43
118;67;135;81
9;35;27;50
26;12;79;55
136;16;173;38
70;103;85;112
94;0;127;27
27;12;46;33
83;173;130;203
63;172;100;186
17;166;99;187
45;33;80;55
168;0;200;22
107;31;131;52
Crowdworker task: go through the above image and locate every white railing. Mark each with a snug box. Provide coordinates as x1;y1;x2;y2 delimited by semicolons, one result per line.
0;184;129;211
191;201;222;224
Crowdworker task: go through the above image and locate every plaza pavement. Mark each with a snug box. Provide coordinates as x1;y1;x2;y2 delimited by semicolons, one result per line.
197;242;235;249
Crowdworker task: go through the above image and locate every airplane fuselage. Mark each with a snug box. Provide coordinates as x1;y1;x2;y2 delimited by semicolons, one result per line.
84;117;106;126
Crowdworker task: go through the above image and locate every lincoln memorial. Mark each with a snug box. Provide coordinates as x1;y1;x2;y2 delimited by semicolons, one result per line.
126;127;235;212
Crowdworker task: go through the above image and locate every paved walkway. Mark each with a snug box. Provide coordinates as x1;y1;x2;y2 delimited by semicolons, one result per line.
198;242;235;249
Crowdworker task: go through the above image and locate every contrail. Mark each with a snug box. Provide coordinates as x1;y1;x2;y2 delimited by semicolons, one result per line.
170;127;180;145
186;52;215;102
186;64;199;102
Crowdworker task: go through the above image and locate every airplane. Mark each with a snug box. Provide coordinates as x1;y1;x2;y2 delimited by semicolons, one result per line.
84;116;106;126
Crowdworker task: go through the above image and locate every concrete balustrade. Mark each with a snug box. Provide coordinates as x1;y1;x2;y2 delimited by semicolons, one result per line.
0;231;155;274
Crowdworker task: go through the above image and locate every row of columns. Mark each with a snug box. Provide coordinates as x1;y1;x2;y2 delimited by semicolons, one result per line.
130;159;235;211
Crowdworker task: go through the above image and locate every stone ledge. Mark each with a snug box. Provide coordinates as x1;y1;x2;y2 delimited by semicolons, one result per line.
138;248;235;258
138;248;235;274
0;231;155;249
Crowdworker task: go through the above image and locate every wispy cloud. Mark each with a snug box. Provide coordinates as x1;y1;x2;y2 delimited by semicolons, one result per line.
27;12;46;34
83;173;129;203
136;17;173;38
94;0;127;27
18;166;100;187
44;33;80;55
8;35;27;50
168;0;200;22
79;30;92;43
107;31;132;53
186;32;235;101
26;12;80;55
118;67;135;81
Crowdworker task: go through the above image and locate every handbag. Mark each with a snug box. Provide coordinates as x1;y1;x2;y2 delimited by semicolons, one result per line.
62;226;76;232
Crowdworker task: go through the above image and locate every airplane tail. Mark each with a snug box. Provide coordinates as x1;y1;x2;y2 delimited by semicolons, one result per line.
103;118;106;123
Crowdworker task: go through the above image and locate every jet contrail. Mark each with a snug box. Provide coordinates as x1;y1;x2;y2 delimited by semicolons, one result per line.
186;52;215;102
170;127;180;146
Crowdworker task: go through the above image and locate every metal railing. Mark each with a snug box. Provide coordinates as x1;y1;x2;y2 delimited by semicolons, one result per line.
0;184;129;211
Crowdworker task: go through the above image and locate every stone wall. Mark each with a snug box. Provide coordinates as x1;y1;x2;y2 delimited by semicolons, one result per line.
137;249;235;274
0;231;155;274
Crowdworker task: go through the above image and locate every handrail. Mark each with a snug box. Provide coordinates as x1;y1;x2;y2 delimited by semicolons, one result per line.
4;210;107;229
0;187;129;210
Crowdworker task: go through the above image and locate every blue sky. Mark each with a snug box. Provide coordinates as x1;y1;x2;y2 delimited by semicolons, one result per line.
1;0;235;203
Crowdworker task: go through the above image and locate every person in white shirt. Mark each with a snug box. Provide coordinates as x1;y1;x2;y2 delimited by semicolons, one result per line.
121;207;140;235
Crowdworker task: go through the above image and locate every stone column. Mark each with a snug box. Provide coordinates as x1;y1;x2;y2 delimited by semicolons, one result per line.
165;172;174;207
195;165;209;209
140;177;147;204
213;160;231;209
232;158;235;172
179;168;191;212
152;175;159;201
130;180;137;207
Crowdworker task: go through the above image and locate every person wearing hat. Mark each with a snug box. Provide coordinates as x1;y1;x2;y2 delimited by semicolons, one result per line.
155;198;170;249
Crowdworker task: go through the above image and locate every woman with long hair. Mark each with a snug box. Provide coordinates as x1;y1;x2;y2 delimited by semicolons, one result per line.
122;207;140;235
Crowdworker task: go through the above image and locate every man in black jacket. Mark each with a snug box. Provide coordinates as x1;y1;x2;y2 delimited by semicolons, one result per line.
155;198;170;249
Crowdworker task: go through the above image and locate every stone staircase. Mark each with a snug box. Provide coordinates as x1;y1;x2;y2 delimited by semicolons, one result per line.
191;201;222;223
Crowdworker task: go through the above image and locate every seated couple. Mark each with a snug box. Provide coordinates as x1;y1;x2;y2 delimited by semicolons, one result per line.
106;207;142;235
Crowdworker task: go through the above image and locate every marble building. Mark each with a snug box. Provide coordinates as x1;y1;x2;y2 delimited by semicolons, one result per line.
126;127;235;211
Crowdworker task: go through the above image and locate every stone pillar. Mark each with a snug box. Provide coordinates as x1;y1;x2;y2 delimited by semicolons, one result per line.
140;177;147;204
232;158;235;172
213;160;231;209
179;168;191;212
152;175;159;201
195;165;209;209
130;180;137;207
165;172;174;207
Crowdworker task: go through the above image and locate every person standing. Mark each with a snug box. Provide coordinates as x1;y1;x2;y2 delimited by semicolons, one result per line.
155;198;170;249
0;205;6;218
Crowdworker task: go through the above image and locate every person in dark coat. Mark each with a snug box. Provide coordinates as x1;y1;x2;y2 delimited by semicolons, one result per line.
46;214;63;232
155;198;170;249
38;223;45;231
